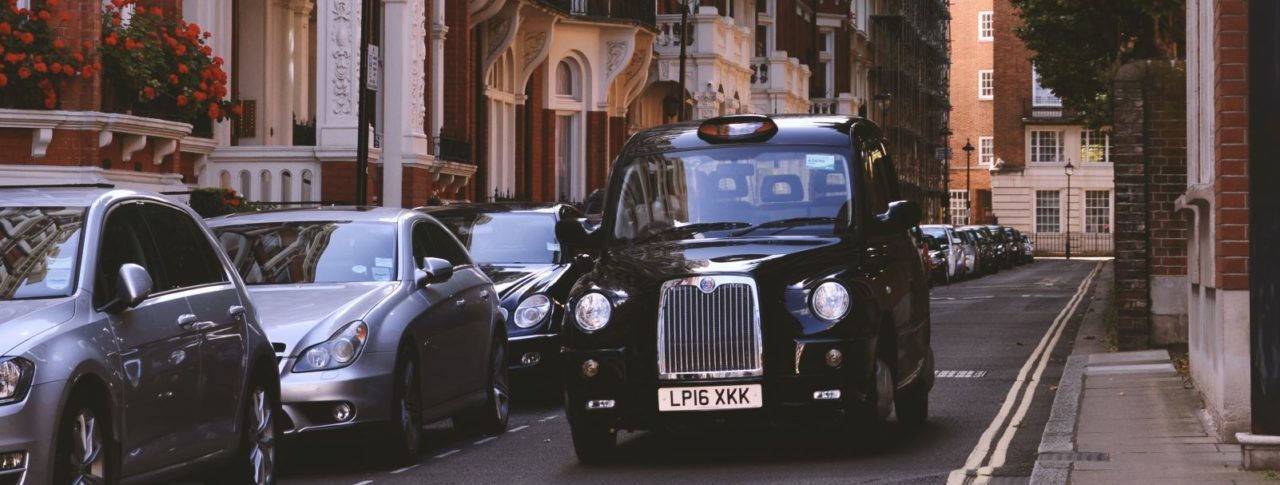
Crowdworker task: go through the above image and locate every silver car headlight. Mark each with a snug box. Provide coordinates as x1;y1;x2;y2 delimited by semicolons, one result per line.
810;281;851;322
573;292;612;333
513;294;553;329
0;358;34;405
293;321;369;373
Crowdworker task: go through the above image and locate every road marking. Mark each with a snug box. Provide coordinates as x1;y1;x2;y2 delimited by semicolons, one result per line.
935;370;987;378
434;449;461;459
510;424;529;432
474;436;498;445
390;464;419;474
354;481;373;485
947;261;1103;485
540;415;558;422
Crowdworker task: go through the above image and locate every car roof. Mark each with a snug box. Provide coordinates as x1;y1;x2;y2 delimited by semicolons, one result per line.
621;115;866;156
206;206;412;225
417;202;565;216
0;185;178;208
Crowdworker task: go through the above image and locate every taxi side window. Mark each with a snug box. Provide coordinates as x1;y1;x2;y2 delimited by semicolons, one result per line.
863;142;896;215
413;221;472;268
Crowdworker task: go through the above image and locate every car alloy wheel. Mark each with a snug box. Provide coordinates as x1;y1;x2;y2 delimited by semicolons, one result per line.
488;340;512;428
67;407;106;485
398;359;422;456
247;386;277;485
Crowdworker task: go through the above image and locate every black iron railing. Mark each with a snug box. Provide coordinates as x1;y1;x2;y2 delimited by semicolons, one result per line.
1031;232;1114;257
437;136;472;164
541;0;655;25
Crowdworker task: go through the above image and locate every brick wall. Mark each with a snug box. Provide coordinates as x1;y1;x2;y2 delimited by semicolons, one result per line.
442;0;472;143
1214;0;1249;291
992;0;1031;169
586;111;608;192
1112;60;1189;349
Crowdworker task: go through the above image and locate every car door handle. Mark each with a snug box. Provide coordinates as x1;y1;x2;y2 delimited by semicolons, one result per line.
480;290;490;301
455;298;467;309
228;305;246;319
177;314;198;329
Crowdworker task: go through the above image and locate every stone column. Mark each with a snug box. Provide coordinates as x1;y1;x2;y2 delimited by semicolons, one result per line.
315;0;361;146
291;0;316;124
431;0;448;152
379;0;431;206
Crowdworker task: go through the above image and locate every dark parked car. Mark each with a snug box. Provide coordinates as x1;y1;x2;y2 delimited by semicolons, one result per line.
984;225;1017;269
555;115;934;463
421;203;587;386
208;207;509;466
959;225;999;275
0;186;279;484
1021;233;1036;264
1003;227;1026;265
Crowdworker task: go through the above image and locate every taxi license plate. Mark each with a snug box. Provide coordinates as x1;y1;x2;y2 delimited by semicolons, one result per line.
657;384;762;412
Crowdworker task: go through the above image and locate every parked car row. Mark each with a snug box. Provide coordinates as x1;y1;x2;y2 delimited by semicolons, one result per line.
0;115;934;480
916;223;1035;285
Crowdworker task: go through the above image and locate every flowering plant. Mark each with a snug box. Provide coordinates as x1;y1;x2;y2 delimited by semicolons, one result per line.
100;0;239;123
190;187;250;217
0;0;97;109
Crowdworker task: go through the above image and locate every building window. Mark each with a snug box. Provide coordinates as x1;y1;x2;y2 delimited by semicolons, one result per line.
1032;68;1062;107
950;190;969;225
1029;130;1064;163
556;60;577;98
979;136;994;166
556;115;583;201
1085;190;1111;234
978;70;993;99
978;11;993;41
1082;129;1110;163
1035;191;1061;233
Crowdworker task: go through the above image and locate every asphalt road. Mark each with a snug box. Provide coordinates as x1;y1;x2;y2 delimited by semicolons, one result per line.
277;259;1104;485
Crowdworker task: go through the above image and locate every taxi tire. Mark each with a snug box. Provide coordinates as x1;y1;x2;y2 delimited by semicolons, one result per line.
567;404;617;465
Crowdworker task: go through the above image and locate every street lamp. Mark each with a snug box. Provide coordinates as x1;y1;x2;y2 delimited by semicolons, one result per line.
1064;160;1075;260
962;139;974;225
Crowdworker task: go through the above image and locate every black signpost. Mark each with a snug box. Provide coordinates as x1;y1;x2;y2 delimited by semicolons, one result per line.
1249;0;1280;436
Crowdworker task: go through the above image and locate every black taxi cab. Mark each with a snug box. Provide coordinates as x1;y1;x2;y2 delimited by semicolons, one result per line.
555;114;934;463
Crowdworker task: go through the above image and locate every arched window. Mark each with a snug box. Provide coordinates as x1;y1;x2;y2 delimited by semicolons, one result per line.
260;170;273;201
556;60;577;98
280;170;293;202
219;170;231;188
301;170;314;202
239;170;252;199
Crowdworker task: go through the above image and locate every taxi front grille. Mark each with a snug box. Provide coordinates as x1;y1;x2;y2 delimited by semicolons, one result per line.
657;276;763;380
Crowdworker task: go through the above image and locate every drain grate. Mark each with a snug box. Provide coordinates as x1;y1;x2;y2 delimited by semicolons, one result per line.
1037;451;1110;462
935;370;988;378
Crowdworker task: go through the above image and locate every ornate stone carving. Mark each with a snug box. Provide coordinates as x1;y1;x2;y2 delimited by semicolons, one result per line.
486;16;512;62
410;0;427;133
606;41;627;76
522;31;547;70
330;0;357;116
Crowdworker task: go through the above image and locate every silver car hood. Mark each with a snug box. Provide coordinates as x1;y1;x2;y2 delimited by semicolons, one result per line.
247;282;397;356
0;298;76;356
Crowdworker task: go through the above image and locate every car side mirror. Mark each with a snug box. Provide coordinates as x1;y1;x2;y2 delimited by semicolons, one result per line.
556;214;599;252
108;263;152;313
416;257;454;287
877;200;922;234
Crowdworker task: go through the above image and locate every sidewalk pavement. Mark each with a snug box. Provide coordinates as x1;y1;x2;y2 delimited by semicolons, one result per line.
1031;261;1274;484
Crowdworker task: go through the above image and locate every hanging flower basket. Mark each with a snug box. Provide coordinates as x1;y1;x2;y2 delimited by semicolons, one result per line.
0;0;98;109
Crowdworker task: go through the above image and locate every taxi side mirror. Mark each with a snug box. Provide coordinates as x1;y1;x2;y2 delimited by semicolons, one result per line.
877;200;922;234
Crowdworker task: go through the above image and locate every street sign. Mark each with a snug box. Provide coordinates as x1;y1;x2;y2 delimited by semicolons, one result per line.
366;45;380;91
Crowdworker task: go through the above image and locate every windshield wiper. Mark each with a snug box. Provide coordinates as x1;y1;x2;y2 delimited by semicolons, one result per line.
732;217;837;236
636;221;751;243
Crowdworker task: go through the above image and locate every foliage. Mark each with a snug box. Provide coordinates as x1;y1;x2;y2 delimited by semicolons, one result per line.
0;0;98;109
100;0;240;124
1010;0;1184;126
189;187;247;218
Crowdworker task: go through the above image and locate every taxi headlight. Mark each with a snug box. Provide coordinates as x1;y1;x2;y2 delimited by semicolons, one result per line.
513;294;553;329
573;293;612;333
810;281;851;322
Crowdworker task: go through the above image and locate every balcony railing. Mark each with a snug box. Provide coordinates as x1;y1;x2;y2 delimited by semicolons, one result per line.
654;9;752;69
540;0;655;25
1024;97;1078;120
437;136;473;164
751;55;810;96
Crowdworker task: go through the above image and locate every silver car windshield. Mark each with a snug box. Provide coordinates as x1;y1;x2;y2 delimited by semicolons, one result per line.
435;213;560;265
213;221;397;285
0;207;86;300
611;146;853;244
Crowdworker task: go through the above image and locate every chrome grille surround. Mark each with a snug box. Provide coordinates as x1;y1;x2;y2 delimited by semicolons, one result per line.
656;275;764;381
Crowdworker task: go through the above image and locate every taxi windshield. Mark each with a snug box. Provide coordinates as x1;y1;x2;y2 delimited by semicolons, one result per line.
611;146;853;243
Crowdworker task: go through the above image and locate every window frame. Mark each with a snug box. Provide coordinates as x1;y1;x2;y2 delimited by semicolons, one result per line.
978;70;994;100
978;136;994;166
978;11;993;41
1085;190;1112;234
1029;129;1065;163
1034;190;1062;233
949;189;970;225
138;202;230;293
1081;129;1111;163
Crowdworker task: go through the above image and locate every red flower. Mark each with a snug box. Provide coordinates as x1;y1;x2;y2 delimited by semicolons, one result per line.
105;34;117;46
0;74;7;87
174;44;186;55
111;0;127;8
178;63;188;74
34;62;47;73
0;22;10;34
168;74;178;84
213;56;223;66
203;32;211;39
73;53;83;63
81;40;92;50
143;87;155;99
53;39;64;49
200;46;212;56
111;14;121;26
48;0;59;7
81;66;93;79
37;10;50;21
17;67;30;79
193;91;207;102
207;103;221;119
4;53;19;64
62;65;73;75
150;7;162;16
20;32;33;44
176;94;188;106
59;12;70;22
232;103;244;116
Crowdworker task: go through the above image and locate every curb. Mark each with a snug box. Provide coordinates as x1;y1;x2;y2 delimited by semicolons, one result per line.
1029;262;1112;485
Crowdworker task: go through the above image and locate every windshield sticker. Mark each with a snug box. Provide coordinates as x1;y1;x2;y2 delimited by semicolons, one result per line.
806;154;836;170
48;257;73;270
371;267;391;281
547;242;561;252
375;257;393;268
352;264;368;275
46;269;71;290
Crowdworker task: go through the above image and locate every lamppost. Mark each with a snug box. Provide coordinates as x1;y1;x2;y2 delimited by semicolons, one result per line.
1064;160;1075;260
962;139;974;225
942;128;953;224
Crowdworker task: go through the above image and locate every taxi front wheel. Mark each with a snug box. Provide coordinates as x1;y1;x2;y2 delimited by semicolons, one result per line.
567;403;617;465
